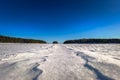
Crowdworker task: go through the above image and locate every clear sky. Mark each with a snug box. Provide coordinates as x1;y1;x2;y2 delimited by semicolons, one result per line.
0;0;120;43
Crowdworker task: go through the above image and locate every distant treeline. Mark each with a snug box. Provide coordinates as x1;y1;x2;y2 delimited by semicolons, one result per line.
64;39;120;44
0;35;46;43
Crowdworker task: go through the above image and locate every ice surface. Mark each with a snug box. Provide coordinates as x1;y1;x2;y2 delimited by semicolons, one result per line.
0;43;120;80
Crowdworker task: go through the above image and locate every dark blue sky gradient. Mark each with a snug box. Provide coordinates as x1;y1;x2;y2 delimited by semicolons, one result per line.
0;0;120;43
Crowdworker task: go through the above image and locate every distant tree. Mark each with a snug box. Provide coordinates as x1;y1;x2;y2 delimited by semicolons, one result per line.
0;35;47;43
53;41;58;44
64;39;120;44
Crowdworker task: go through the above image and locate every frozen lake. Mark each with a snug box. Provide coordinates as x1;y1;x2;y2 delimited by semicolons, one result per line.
0;43;120;80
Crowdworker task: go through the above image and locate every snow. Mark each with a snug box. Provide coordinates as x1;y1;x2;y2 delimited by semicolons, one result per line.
0;43;120;80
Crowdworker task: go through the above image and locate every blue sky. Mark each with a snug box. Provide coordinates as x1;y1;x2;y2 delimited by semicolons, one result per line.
0;0;120;43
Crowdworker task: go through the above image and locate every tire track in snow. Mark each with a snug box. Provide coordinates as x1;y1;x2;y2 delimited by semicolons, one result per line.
1;44;120;80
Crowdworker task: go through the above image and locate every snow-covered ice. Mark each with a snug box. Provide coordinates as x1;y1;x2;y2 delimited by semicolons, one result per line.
0;43;120;80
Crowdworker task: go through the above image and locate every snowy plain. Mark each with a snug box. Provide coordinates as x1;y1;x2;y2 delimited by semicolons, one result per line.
0;43;120;80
